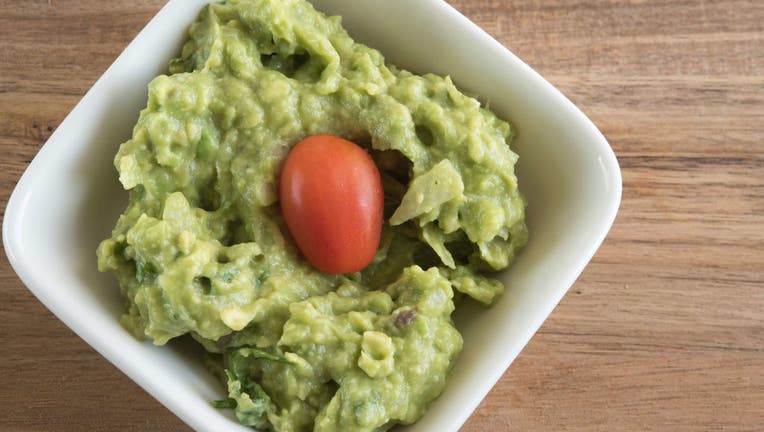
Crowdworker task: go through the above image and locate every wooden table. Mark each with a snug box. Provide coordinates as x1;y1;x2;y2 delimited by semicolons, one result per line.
1;0;762;430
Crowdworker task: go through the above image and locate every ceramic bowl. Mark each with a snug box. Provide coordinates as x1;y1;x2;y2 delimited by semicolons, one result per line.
3;0;621;430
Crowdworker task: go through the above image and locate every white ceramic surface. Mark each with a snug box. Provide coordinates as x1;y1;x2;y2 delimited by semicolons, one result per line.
2;0;621;431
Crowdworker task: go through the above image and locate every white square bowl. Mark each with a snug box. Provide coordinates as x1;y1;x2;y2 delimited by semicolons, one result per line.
2;0;621;430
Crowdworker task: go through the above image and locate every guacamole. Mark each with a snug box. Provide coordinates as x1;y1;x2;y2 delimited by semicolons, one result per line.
97;0;527;430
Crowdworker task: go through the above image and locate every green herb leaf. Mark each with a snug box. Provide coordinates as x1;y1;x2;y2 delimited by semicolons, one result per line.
211;397;237;409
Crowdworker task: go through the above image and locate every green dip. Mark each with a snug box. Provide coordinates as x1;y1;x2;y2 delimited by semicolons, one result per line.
97;0;528;430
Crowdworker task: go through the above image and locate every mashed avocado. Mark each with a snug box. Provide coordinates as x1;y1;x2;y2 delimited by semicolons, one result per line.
97;0;527;430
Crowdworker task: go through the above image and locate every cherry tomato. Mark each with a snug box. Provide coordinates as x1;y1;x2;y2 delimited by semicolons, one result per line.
279;134;384;274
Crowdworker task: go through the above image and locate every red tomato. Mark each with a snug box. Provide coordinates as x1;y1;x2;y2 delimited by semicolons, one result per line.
279;134;384;274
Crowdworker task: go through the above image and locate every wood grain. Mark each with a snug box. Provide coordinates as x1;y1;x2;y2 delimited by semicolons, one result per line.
1;0;762;431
